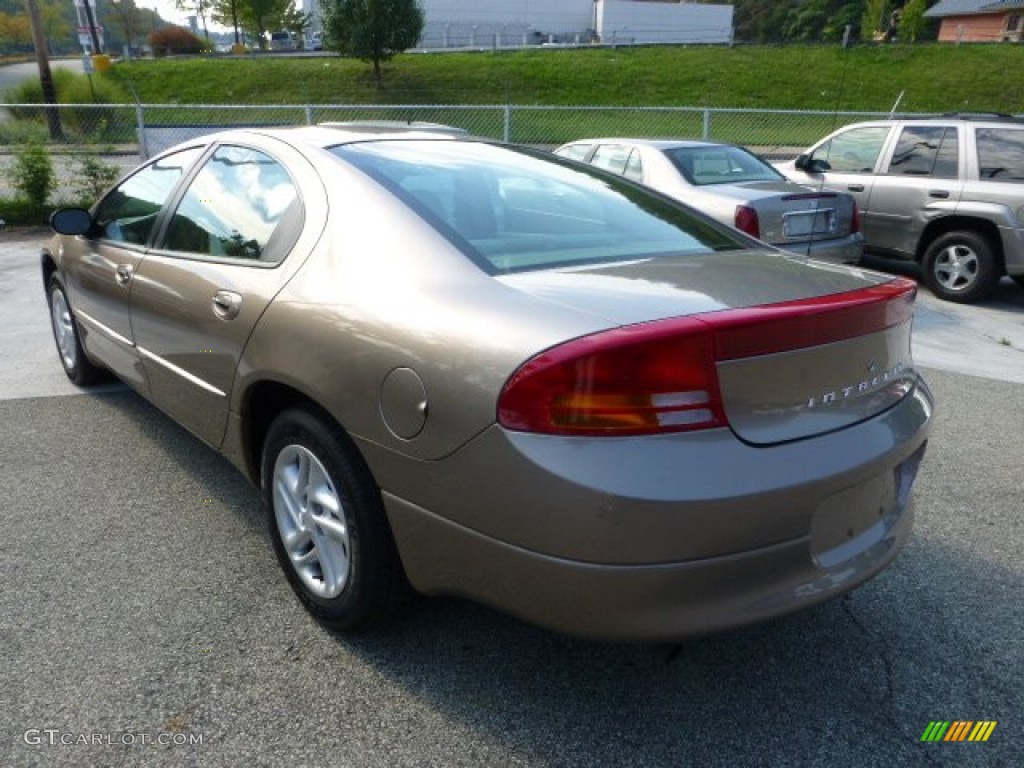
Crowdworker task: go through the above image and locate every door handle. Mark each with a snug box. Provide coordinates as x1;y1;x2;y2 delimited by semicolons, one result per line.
929;189;950;199
115;264;133;286
212;290;242;321
847;184;865;192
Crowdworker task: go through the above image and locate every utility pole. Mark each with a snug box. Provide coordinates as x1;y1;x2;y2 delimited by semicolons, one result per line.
25;0;63;139
81;0;103;54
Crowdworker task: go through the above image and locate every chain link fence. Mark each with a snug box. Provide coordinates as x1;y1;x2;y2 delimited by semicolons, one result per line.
1;102;903;201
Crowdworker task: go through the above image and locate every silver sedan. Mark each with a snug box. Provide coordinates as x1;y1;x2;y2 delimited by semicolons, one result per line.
554;138;864;263
43;126;930;641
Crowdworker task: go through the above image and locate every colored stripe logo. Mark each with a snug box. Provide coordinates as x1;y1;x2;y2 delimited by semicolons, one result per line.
920;721;997;742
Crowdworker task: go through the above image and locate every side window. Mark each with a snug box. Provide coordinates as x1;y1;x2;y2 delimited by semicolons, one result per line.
813;126;890;173
93;146;204;246
554;144;592;162
623;149;644;182
886;126;959;178
590;145;631;175
163;145;300;262
976;128;1024;182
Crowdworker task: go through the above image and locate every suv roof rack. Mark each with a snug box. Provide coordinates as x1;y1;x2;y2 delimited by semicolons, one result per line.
902;112;1024;122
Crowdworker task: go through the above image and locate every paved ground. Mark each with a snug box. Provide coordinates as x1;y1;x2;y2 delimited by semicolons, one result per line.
1;228;1022;766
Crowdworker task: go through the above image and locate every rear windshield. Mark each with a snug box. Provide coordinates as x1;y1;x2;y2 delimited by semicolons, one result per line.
329;140;746;274
664;145;784;186
976;128;1024;182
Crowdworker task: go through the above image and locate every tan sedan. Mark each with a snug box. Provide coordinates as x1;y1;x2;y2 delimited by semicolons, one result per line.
44;126;932;641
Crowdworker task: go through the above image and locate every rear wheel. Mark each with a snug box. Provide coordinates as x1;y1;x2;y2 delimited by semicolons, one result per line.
922;231;999;304
46;275;105;386
261;408;409;630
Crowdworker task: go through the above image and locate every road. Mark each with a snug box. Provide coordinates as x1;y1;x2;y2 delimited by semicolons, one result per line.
0;59;85;98
1;228;1022;766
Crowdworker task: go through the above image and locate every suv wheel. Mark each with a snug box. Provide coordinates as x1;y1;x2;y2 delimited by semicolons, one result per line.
922;231;999;304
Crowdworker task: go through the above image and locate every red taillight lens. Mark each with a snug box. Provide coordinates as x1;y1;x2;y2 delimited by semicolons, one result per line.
734;205;760;238
498;279;916;436
851;200;861;234
498;317;726;436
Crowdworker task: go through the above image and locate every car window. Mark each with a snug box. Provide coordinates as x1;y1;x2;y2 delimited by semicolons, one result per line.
885;126;959;178
162;145;300;262
554;144;592;162
976;128;1024;182
664;145;784;186
623;149;644;182
93;146;204;246
332;140;744;274
589;145;631;175
813;126;890;173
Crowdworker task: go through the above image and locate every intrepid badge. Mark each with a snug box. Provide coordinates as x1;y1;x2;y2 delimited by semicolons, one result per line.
807;362;906;409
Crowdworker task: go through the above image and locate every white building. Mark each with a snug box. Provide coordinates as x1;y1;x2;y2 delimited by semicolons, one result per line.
305;1;733;49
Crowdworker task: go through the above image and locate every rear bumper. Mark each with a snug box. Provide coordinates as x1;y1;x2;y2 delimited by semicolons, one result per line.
372;376;933;641
773;232;864;263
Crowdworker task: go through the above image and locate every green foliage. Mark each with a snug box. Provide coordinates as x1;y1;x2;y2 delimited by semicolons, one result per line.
862;0;889;40
70;154;122;201
901;0;929;43
12;143;55;207
0;196;51;226
324;0;424;81
4;70;130;140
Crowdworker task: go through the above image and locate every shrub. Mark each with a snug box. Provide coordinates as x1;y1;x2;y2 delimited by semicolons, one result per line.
70;154;121;202
149;26;205;56
12;143;55;207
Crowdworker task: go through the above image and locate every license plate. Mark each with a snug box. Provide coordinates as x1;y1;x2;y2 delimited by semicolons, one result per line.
784;209;835;238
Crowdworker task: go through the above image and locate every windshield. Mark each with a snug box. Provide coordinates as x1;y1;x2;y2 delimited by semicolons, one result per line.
664;145;785;187
330;141;746;274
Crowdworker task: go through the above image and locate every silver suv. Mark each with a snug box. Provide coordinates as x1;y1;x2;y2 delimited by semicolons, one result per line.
778;115;1024;303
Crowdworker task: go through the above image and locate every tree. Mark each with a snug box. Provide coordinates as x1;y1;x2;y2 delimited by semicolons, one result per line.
0;11;33;50
175;0;211;40
107;0;146;52
900;0;928;42
324;0;424;83
861;0;888;41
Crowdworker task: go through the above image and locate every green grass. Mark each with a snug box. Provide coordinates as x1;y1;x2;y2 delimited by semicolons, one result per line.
105;44;1024;113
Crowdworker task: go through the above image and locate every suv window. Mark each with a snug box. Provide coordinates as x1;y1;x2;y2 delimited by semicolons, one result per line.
976;128;1024;182
886;126;959;178
814;126;889;173
163;145;300;261
94;147;204;246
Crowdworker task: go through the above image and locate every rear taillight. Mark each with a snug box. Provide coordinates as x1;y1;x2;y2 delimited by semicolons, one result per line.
498;279;916;436
497;317;726;436
734;205;760;238
851;200;861;234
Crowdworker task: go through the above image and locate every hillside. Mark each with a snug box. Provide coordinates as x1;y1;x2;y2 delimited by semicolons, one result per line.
105;44;1024;113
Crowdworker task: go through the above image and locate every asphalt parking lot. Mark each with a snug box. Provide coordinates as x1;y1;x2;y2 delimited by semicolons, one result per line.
1;228;1022;767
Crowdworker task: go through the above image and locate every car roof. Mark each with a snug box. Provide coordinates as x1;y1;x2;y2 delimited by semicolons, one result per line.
200;123;471;152
561;138;733;150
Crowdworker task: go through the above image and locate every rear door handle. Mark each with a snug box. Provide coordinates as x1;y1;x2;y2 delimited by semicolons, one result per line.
115;264;133;286
212;290;242;321
847;184;865;192
929;189;950;199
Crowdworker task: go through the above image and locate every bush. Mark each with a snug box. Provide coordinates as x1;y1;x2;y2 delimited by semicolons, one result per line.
70;154;121;201
0;197;50;226
12;143;55;207
4;70;130;140
149;26;206;56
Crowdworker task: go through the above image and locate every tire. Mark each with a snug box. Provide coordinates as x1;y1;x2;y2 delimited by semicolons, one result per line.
922;231;1000;304
261;408;409;630
46;274;106;386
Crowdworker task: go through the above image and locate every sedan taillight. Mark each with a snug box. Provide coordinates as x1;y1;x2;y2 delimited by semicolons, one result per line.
734;205;760;238
497;280;916;436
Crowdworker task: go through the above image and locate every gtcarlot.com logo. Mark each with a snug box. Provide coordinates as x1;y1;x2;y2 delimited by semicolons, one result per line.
24;729;203;747
920;721;998;743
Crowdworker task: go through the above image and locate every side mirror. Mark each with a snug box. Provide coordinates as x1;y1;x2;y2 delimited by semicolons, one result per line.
50;208;93;236
795;154;830;173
